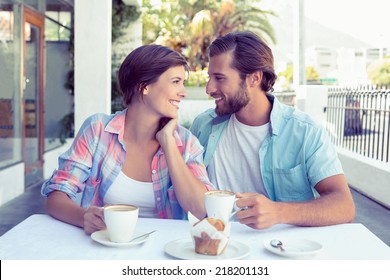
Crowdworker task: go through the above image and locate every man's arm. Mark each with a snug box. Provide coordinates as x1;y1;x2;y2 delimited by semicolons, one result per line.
235;174;355;229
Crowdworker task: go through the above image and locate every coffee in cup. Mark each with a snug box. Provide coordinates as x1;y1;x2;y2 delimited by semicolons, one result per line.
204;190;236;223
104;204;139;243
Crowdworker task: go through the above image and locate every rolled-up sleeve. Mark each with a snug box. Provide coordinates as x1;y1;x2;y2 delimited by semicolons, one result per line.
41;117;95;201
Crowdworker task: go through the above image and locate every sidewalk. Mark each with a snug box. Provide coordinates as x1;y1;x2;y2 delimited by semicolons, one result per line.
0;182;389;246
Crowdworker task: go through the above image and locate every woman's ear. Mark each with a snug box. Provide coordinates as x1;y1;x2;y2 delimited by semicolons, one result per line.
143;86;149;95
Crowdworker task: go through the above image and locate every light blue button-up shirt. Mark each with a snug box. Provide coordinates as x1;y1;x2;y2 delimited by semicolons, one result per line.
190;95;344;202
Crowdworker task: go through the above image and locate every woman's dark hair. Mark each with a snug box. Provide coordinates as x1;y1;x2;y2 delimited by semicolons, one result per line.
118;44;189;106
208;31;277;93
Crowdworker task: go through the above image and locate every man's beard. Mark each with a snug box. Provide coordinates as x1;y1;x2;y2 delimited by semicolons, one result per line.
215;80;250;116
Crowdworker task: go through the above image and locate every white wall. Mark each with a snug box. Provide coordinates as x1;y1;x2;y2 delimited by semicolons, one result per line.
0;164;24;206
74;0;112;133
297;85;328;126
43;140;73;179
338;149;390;209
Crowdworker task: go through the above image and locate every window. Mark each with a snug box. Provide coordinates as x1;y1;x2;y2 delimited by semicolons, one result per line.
44;5;74;151
0;6;22;169
45;11;70;41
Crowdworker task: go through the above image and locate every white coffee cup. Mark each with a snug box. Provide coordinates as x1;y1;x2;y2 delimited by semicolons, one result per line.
204;190;236;223
104;204;139;243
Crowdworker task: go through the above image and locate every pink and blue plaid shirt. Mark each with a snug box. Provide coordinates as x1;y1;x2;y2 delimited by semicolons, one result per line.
41;109;213;219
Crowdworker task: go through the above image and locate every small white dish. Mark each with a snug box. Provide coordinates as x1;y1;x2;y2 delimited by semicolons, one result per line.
91;230;150;247
263;238;322;258
164;239;250;260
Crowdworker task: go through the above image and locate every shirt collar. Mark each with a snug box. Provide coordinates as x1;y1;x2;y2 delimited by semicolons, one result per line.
209;94;283;136
105;109;126;142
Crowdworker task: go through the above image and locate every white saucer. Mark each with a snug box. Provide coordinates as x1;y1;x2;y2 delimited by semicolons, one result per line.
263;238;322;258
91;230;150;247
164;239;250;260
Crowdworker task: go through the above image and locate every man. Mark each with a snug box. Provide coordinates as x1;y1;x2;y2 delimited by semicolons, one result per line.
190;31;355;229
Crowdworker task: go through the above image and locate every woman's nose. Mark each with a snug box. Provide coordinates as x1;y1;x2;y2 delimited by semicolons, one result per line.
179;86;187;98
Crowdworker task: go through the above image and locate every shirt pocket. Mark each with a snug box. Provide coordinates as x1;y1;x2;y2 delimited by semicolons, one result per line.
273;163;314;202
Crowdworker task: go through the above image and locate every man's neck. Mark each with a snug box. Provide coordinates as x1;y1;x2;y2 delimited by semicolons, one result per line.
235;92;272;126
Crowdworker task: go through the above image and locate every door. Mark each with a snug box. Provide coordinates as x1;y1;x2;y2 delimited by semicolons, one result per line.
23;7;44;187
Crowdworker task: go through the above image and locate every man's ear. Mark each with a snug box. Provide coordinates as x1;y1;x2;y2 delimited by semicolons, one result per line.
248;71;263;87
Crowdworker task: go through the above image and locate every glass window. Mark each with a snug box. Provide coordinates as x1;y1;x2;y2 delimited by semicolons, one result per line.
0;6;23;169
45;11;70;41
44;5;74;150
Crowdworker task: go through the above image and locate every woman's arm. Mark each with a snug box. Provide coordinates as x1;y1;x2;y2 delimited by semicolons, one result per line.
156;119;209;219
46;191;105;235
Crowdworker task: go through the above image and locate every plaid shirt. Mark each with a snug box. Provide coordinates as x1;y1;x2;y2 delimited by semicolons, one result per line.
42;109;213;219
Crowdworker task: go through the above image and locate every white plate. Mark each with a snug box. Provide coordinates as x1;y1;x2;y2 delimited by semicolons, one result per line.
263;238;322;258
91;230;150;247
164;239;250;260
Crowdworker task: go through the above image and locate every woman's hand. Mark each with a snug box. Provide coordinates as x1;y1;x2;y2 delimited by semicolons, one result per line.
156;118;177;148
46;191;106;235
83;206;106;235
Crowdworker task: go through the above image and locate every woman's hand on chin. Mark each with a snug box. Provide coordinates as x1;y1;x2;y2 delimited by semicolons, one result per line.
156;118;177;147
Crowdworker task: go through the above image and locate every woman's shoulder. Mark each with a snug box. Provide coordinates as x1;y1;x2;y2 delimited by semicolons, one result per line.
82;111;123;127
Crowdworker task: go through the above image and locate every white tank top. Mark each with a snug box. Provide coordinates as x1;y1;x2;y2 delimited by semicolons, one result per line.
104;171;157;218
208;114;270;196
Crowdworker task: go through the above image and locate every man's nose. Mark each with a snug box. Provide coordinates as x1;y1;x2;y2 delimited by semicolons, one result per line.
205;79;215;96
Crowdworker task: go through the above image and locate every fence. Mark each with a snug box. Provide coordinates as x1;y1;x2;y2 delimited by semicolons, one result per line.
326;86;390;163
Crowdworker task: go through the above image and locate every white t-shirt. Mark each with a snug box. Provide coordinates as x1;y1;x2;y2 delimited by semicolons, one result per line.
208;114;270;195
104;171;157;218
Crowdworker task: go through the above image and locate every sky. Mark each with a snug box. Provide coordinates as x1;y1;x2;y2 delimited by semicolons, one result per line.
303;0;389;47
261;0;390;47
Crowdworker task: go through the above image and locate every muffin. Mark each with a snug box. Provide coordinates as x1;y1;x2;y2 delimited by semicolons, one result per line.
191;217;229;256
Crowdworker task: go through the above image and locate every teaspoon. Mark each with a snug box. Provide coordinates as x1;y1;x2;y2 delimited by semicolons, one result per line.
130;230;156;242
270;239;285;252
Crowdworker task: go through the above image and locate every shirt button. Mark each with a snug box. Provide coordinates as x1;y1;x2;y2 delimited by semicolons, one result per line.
156;197;161;201
152;170;156;174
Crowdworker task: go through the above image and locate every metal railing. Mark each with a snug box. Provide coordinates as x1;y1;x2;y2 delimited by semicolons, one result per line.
326;86;390;163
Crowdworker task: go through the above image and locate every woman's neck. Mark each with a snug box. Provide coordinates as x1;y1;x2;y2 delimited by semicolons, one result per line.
124;104;160;144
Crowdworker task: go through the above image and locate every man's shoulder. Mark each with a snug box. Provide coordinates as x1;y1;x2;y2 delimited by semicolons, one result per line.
276;101;319;128
191;108;216;132
193;108;216;122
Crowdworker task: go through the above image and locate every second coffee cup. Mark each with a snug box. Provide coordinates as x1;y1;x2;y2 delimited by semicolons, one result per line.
204;190;236;223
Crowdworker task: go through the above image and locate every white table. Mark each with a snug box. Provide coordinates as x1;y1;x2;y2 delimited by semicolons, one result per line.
0;214;389;260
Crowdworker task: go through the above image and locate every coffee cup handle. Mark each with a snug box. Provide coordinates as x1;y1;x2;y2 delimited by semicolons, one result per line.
230;198;248;220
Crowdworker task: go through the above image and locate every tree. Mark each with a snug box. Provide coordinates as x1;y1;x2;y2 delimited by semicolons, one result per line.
368;58;390;87
142;0;276;70
306;66;320;82
277;64;321;89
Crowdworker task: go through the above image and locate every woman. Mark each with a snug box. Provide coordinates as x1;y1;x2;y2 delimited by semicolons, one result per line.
41;45;213;234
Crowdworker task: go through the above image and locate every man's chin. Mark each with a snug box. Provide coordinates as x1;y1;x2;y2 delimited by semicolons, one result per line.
215;107;230;116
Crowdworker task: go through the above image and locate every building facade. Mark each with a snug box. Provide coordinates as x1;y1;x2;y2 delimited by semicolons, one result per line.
0;0;113;206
